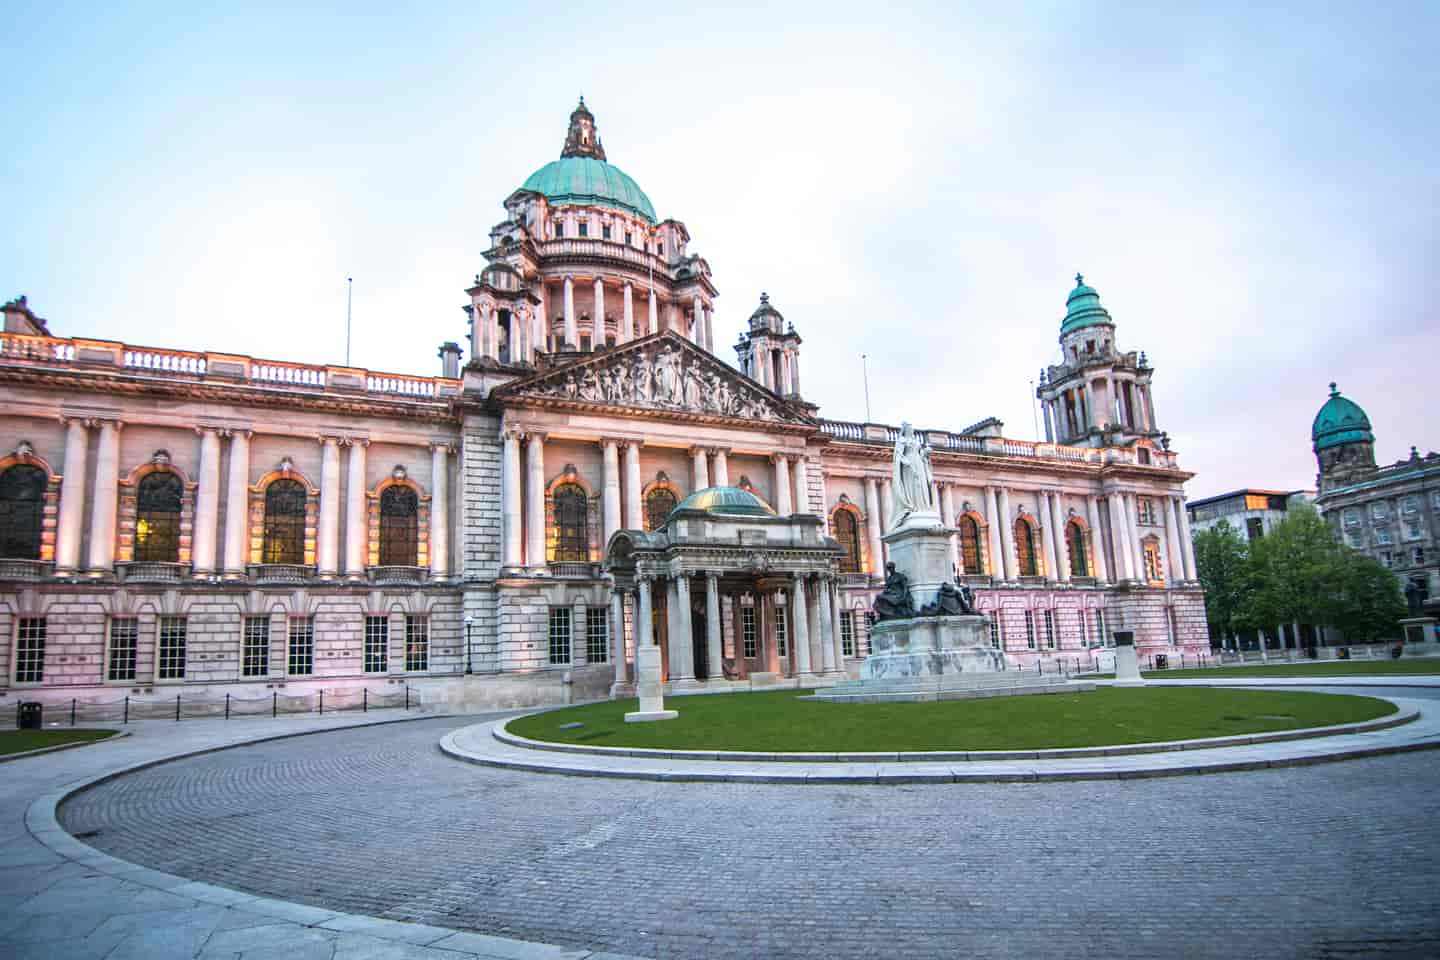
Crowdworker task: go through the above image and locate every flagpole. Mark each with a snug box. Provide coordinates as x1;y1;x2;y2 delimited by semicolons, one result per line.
862;354;872;423
345;277;353;366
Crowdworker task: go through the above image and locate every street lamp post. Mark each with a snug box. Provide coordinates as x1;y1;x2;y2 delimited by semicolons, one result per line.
464;615;474;675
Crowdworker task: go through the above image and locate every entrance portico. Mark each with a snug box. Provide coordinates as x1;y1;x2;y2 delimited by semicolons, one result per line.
604;486;846;694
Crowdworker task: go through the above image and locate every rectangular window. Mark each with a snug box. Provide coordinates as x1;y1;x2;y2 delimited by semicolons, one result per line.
158;616;187;680
577;221;588;238
1144;543;1163;582
1376;530;1393;546
585;607;609;664
989;613;1001;649
624;232;632;246
1078;610;1089;648
1024;610;1036;649
1137;498;1156;525
656;242;664;256
1096;609;1110;647
242;616;270;677
1382;552;1393;567
1372;502;1389;521
107;617;138;681
742;606;757;659
364;616;388;674
775;605;788;657
404;615;429;672
1343;509;1360;528
288;617;314;676
15;617;45;683
1044;610;1056;649
1402;496;1419;516
1416;548;1426;567
601;225;611;240
554;220;564;238
1168;607;1180;646
1246;517;1265;541
840;612;855;658
548;608;572;665
1406;521;1423;541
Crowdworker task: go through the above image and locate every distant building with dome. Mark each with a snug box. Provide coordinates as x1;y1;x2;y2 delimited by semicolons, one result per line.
0;101;1210;709
1311;383;1439;614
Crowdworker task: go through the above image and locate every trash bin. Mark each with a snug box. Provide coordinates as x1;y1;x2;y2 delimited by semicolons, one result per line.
17;701;42;730
1336;646;1350;660
1154;654;1169;670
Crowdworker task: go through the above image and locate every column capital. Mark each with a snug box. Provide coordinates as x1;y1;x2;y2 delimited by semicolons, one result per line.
336;436;369;448
429;441;455;455
85;417;123;430
525;431;549;444
317;435;342;447
769;452;790;466
500;423;526;442
706;570;721;582
623;280;633;291
216;428;254;440
600;437;621;451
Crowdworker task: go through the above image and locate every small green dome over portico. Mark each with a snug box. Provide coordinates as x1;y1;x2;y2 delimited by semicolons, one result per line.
1311;382;1374;452
1060;273;1115;335
670;486;777;520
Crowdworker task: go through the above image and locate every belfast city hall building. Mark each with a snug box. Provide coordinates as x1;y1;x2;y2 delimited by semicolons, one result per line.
0;101;1209;710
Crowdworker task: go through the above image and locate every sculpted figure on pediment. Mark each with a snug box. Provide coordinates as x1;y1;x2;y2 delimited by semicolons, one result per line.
655;346;680;404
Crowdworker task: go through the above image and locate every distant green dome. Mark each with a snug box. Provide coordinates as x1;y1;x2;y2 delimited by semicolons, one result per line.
520;156;656;222
1312;382;1374;452
671;486;776;520
1060;273;1114;335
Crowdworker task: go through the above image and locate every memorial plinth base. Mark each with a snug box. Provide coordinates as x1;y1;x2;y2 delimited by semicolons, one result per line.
625;646;678;723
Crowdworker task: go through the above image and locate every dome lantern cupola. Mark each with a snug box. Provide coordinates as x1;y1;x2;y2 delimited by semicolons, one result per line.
518;100;657;221
560;97;606;161
1060;272;1114;336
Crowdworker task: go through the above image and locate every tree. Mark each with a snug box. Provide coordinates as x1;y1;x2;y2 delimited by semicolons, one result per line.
1242;505;1342;635
1192;520;1252;645
1329;550;1406;643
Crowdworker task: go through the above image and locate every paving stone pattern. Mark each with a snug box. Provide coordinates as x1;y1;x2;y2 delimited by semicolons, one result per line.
61;717;1440;959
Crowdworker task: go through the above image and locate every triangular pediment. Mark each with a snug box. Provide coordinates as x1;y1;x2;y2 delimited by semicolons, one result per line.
494;331;814;426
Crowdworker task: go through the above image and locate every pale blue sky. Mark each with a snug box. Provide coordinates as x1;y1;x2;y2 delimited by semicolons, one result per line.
3;1;1436;498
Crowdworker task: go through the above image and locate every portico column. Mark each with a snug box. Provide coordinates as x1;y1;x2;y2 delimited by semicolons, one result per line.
647;290;657;334
704;308;714;352
222;430;250;577
791;574;813;675
637;577;654;649
985;486;1004;580
192;427;221;576
342;438;367;579
817;576;836;673
941;484;961;575
468;304;482;361
1086;495;1109;582
996;487;1015;580
623;441;642;530
429;443;450;579
563;276;577;348
690;295;702;343
791;455;809;514
1049;492;1070;582
772;455;792;515
611;589;628;684
1107;495;1134;582
601;440;621;546
316;437;341;578
1162;494;1185;586
691;447;710;491
54;418;89;575
1121;493;1143;582
706;573;722;683
87;419;120;574
712;449;729;487
1043;400;1055;442
863;478;884;577
534;292;547;355
1176;497;1198;580
672;576;694;680
1143;386;1158;434
829;577;845;670
622;283;634;343
593;277;606;346
501;428;523;568
525;434;546;569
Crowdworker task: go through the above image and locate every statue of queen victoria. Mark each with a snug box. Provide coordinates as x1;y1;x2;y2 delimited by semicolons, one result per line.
890;422;936;528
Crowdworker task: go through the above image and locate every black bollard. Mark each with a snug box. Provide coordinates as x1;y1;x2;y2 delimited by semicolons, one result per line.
225;693;230;720
272;691;277;718
175;693;181;722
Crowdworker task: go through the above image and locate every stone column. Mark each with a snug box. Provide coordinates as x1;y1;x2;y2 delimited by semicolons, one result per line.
672;576;695;680
940;484;959;574
863;478;884;576
563;276;577;348
601;440;621;547
54;418;88;575
430;443;449;579
87;419;121;574
780;350;793;395
787;576;810;675
691;447;710;491
791;455;809;514
814;576;835;673
772;454;792;515
525;434;546;569
1121;493;1143;582
985;486;1004;580
712;449;729;487
1043;400;1054;442
690;295;701;343
996;487;1015;580
761;592;780;674
648;289;657;334
317;437;341;578
501;428;523;568
622;283;634;343
1175;497;1197;580
1107;495;1134;582
637;576;654;649
1049;493;1070;582
594;277;606;346
534;291;548;355
1162;495;1185;586
342;438;367;579
468;304;482;361
706;573;722;683
1143;386;1158;433
611;589;628;684
1086;495;1109;582
623;441;642;530
705;308;714;352
829;577;845;670
879;478;893;535
192;427;221;576
221;430;250;577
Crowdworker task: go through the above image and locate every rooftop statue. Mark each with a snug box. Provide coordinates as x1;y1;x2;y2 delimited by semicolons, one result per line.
891;422;935;528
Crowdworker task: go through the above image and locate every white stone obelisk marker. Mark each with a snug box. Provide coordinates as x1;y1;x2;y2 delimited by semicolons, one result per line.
625;645;678;722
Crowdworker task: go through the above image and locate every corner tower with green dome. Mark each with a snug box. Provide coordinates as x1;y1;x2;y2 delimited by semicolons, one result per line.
1035;274;1163;452
1312;382;1376;492
461;99;718;371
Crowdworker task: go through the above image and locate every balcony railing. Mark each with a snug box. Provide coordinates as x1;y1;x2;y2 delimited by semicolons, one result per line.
0;559;53;581
819;418;1178;468
368;565;428;586
534;238;671;277
550;561;602;579
837;572;874;588
116;561;187;584
249;563;315;585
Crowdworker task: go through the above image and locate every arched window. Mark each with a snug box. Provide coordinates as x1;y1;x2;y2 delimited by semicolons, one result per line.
553;483;588;561
1142;539;1164;584
262;479;306;564
644;488;677;532
0;464;46;560
1014;519;1037;577
379;486;419;566
958;516;983;574
134;472;182;562
833;510;862;573
1066;520;1089;577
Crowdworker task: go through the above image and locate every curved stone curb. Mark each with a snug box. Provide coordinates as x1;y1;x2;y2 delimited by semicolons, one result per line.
439;697;1440;784
492;705;1417;762
27;714;652;960
0;728;130;764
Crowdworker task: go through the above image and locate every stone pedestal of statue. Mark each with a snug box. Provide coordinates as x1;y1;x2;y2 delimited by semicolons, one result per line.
882;513;954;612
1113;634;1144;686
625;646;678;722
860;614;1003;680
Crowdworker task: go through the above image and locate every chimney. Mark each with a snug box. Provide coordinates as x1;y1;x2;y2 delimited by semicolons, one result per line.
438;342;462;379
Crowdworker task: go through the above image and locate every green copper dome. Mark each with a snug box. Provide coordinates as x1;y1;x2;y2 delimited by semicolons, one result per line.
520;157;657;222
1060;273;1114;335
1312;382;1374;452
670;486;776;520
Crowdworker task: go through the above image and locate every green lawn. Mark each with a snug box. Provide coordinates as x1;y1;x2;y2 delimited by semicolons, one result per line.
0;728;118;757
507;687;1396;752
1083;659;1440;680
